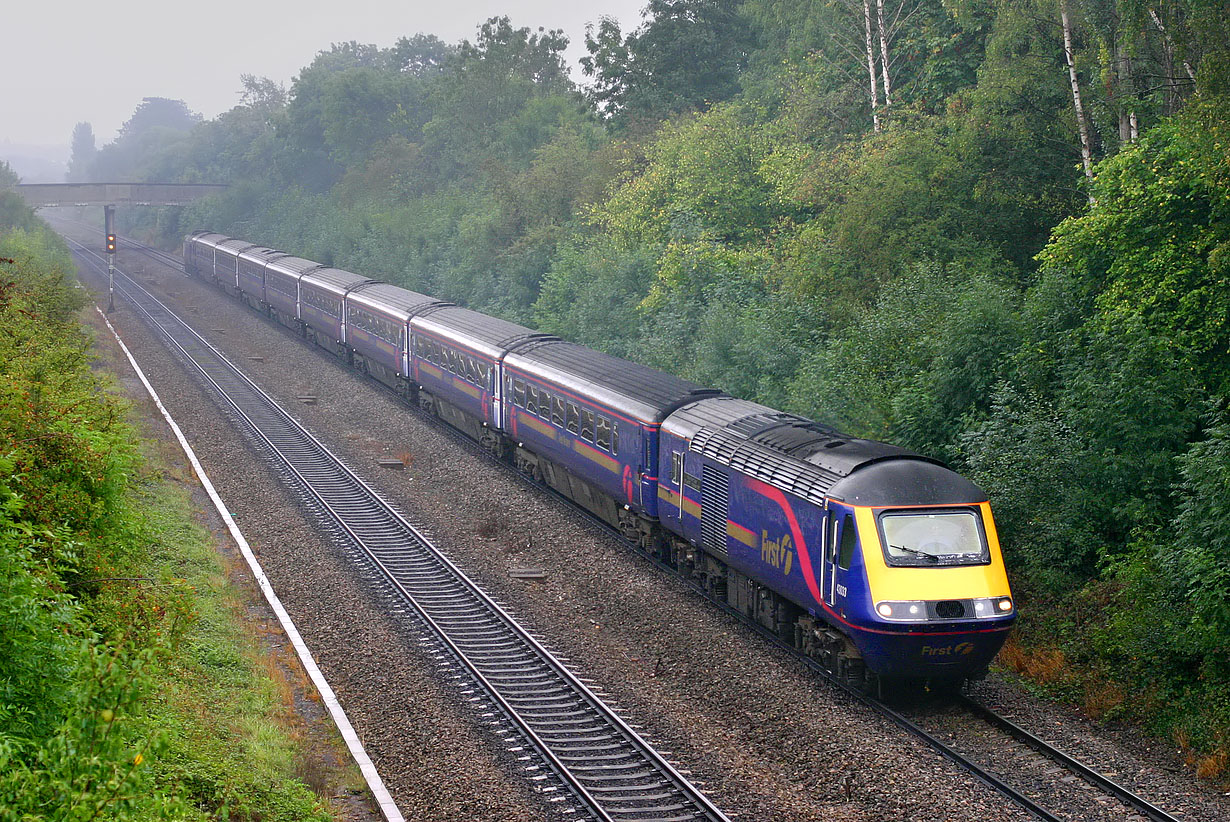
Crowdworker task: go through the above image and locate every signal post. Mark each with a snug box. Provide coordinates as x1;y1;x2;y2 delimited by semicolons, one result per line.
104;204;116;311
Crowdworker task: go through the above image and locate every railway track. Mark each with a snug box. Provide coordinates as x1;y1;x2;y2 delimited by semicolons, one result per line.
66;235;732;822
67;227;1195;822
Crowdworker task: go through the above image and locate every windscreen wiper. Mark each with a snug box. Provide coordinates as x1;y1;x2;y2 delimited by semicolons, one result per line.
890;543;938;562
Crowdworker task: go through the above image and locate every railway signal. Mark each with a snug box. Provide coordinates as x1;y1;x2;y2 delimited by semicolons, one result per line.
106;233;117;253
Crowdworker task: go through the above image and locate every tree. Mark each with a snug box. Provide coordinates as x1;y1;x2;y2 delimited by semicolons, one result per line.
581;0;755;129
1037;93;1230;394
67;122;95;182
118;97;200;141
421;17;581;181
1059;0;1096;181
391;33;453;76
237;75;286;116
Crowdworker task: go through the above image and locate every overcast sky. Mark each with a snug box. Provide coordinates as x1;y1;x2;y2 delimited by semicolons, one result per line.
1;0;647;152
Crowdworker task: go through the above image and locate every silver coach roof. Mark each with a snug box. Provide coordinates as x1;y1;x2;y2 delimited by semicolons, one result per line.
347;283;444;324
504;340;718;425
265;255;325;279
215;238;257;259
299;267;374;298
236;245;285;266
412;306;547;361
189;232;230;250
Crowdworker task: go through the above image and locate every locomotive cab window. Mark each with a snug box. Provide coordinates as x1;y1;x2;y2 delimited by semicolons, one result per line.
838;515;857;570
878;508;989;567
670;452;682;486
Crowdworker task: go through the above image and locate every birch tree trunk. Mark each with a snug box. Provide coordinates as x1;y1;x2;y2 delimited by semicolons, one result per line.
876;0;893;108
863;0;882;131
1149;8;1197;84
1116;41;1135;144
1060;0;1095;183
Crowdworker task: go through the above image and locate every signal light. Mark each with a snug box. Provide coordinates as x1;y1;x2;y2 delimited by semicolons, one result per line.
106;233;117;253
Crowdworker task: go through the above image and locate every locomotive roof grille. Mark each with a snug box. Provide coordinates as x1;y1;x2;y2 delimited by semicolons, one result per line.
692;427;841;505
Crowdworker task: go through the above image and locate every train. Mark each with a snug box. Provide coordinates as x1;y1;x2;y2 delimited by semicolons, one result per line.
183;230;1016;689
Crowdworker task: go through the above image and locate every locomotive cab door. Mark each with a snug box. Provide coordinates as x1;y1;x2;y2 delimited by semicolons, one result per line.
825;506;857;608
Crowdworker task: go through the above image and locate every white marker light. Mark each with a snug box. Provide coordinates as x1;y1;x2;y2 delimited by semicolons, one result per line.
877;603;893;617
997;598;1013;612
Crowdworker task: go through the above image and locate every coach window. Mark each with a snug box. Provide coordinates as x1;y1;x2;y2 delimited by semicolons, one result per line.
566;402;580;434
552;396;566;427
513;380;526;407
581;409;595;441
538;390;553;420
596;417;611;451
527;386;539;415
611;425;619;455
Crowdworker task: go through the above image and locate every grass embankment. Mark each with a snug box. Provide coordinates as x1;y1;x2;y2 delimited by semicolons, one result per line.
0;207;347;818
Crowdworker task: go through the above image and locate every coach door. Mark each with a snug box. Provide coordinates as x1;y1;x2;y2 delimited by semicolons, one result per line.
492;362;505;430
486;361;499;428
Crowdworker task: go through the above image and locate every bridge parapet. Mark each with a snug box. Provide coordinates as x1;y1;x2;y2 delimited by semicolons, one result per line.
15;182;227;207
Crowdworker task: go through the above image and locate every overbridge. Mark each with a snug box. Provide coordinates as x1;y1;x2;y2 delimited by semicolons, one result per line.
15;182;226;207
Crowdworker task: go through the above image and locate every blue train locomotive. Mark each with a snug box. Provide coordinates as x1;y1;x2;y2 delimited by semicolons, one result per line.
184;231;1015;688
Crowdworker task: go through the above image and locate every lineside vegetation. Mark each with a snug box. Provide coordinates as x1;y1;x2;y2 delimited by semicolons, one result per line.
0;172;340;820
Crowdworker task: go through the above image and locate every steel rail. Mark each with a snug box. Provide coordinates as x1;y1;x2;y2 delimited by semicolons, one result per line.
957;696;1183;822
67;238;731;822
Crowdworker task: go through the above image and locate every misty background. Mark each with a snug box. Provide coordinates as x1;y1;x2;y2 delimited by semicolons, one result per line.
0;0;643;180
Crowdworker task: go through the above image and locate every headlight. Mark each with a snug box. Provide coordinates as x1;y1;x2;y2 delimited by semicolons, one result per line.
972;597;1012;618
874;601;929;622
876;597;1014;622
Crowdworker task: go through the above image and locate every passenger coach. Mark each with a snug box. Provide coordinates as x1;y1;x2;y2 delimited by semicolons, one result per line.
502;340;717;539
